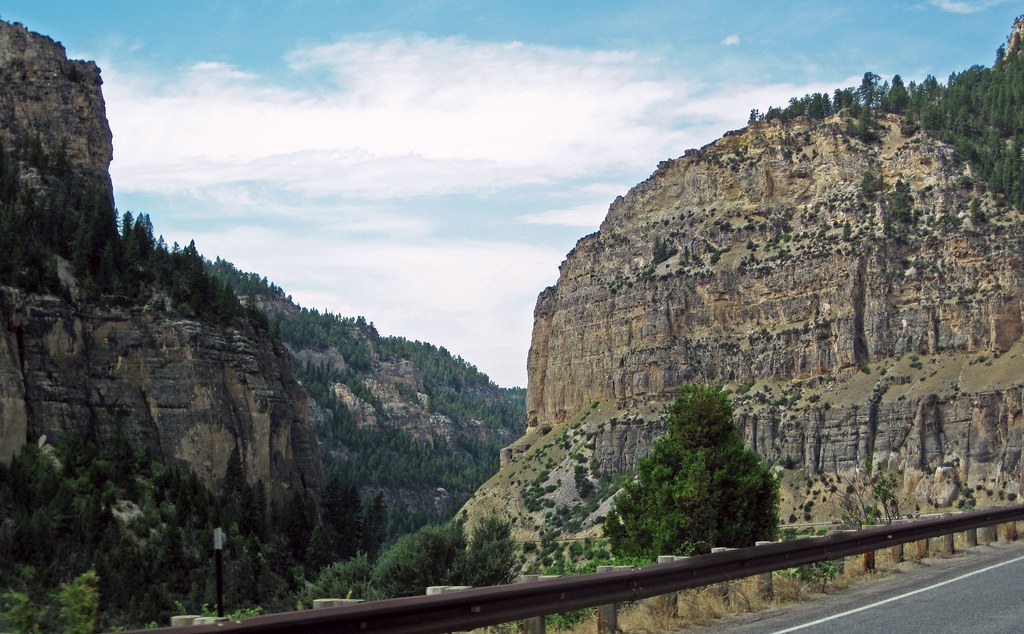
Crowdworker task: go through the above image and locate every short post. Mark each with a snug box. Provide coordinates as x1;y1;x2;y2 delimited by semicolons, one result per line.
860;526;876;572
597;603;617;634
1002;521;1018;542
890;541;904;564
655;556;684;616
426;587;472;634
915;538;928;560
942;518;955;557
832;530;858;574
596;566;631;633
213;527;225;618
519;575;556;634
966;527;978;548
983;524;995;545
755;542;774;600
522;615;545;634
711;548;733;603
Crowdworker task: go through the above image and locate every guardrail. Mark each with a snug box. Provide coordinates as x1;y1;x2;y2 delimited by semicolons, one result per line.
129;504;1024;634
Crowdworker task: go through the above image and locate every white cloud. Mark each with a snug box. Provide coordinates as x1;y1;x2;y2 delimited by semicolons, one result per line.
519;183;628;228
520;203;609;227
101;34;864;386
188;225;563;387
104;36;697;201
722;34;741;46
104;35;853;206
928;0;1012;13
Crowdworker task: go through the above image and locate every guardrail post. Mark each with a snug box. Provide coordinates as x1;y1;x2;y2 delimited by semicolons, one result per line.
915;537;928;561
860;526;876;572
427;586;472;634
966;527;978;548
891;540;904;564
711;548;734;603
754;542;774;600
655;556;684;617
941;515;955;557
982;524;995;545
597;602;617;634
596;566;632;633
518;575;558;634
833;530;859;573
1001;521;1018;542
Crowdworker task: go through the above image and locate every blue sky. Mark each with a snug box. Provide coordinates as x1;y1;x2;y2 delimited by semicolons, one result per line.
1;1;1019;387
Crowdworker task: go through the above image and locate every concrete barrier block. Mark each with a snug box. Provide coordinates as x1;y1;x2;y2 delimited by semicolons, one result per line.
313;598;364;609
169;615;200;627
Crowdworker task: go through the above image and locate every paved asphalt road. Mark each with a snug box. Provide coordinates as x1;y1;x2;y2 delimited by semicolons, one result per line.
679;539;1024;634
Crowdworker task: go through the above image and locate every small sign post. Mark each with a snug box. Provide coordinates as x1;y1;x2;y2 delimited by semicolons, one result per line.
213;527;225;618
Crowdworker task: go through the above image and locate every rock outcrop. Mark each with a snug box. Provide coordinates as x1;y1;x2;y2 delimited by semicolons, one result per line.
466;112;1024;538
0;21;321;501
0;287;323;500
527;115;1021;432
0;21;112;195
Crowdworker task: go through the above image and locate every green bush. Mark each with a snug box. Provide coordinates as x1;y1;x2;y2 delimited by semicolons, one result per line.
58;570;99;634
603;385;779;558
302;554;373;605
1;591;42;633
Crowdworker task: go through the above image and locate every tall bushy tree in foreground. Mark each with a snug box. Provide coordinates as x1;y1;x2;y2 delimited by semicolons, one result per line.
604;384;779;558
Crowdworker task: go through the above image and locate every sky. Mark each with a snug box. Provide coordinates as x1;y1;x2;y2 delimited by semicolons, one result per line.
1;1;1019;387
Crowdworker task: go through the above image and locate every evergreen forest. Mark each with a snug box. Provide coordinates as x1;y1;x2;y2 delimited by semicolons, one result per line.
208;259;524;536
751;38;1024;208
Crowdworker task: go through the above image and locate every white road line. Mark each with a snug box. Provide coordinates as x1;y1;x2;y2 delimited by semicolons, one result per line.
771;552;1024;634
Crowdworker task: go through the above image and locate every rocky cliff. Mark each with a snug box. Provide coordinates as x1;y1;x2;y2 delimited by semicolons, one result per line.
527;114;1020;431
0;21;322;501
0;287;322;500
0;21;112;195
241;289;523;527
466;109;1024;540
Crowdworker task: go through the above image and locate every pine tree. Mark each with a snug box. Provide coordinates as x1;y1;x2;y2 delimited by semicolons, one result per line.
604;385;779;558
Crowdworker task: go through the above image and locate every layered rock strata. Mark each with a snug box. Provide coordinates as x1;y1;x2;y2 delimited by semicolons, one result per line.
521;113;1024;511
0;287;323;499
0;21;321;500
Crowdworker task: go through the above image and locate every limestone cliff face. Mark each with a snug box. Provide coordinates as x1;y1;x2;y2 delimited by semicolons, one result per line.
510;113;1024;528
0;21;112;194
0;21;321;501
0;286;322;500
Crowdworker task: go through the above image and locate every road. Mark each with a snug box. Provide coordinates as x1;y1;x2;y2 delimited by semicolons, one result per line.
680;539;1024;634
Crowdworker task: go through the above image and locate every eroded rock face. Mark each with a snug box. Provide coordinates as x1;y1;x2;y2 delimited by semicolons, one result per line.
0;287;323;501
525;114;1024;498
0;21;112;193
0;21;321;500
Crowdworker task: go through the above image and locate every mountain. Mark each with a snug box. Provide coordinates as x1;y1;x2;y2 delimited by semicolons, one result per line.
208;259;524;535
0;19;322;503
0;19;334;626
464;17;1024;542
0;19;522;627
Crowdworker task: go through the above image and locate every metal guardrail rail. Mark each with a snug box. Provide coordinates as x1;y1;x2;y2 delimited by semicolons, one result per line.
129;505;1024;634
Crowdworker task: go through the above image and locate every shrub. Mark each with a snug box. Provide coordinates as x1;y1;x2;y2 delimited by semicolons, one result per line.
604;385;779;558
